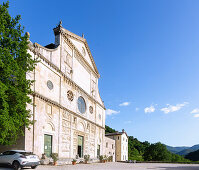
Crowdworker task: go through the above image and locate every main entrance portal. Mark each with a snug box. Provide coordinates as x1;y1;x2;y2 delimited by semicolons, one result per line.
78;135;84;158
44;134;52;157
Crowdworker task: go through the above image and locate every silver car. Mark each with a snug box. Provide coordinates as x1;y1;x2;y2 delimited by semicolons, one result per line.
0;150;40;170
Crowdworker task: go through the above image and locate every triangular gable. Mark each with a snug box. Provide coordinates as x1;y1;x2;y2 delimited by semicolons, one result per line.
61;27;99;77
69;38;94;70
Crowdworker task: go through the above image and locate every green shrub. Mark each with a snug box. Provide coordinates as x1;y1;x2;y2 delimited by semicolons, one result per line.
51;153;58;162
84;155;90;161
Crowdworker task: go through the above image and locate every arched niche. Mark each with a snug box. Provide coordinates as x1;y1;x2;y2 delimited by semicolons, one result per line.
78;122;85;132
44;122;55;132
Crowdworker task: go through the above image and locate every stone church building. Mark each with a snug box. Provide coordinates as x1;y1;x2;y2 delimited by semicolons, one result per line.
27;23;108;159
0;23;127;162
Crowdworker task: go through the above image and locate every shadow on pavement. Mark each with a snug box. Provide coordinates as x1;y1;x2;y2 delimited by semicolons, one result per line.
0;164;13;170
153;165;199;170
0;165;31;170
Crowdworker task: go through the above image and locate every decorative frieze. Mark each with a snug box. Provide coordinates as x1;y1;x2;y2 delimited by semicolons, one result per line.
62;111;70;121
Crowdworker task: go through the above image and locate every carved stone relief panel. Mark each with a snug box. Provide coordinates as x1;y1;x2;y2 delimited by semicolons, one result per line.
46;104;52;117
73;136;77;156
62;110;71;121
91;80;96;97
84;134;89;154
87;123;90;132
85;134;88;141
62;134;67;142
62;120;70;128
62;126;70;135
91;124;95;134
72;116;77;128
65;52;72;68
67;90;74;101
89;138;95;153
82;47;86;56
62;134;70;152
89;106;93;114
62;143;70;152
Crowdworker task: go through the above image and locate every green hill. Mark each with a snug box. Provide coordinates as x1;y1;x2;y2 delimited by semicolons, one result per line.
185;149;199;161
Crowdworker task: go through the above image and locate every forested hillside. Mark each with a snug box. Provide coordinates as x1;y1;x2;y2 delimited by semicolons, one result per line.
185;149;199;161
105;125;117;134
105;125;190;162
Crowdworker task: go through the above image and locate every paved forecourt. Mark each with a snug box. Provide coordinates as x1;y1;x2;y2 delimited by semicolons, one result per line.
37;162;199;170
1;162;199;170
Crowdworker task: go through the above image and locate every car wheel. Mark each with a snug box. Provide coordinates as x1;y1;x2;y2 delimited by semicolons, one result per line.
31;165;37;169
13;161;21;170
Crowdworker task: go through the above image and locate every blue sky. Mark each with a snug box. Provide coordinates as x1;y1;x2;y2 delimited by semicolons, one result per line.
5;0;199;147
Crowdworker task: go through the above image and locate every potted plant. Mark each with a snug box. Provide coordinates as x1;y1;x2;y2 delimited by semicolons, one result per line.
51;153;58;166
108;156;113;162
84;154;90;164
72;159;77;165
104;155;107;162
99;155;104;163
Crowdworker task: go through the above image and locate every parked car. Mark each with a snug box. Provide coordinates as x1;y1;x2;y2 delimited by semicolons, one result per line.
0;150;40;170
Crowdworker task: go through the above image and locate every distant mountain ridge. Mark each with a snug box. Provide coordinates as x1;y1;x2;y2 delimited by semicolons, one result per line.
166;145;189;154
166;144;199;156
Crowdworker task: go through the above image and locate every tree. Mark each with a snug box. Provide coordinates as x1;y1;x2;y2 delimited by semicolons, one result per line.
105;125;117;134
128;136;145;161
0;1;37;145
143;142;171;161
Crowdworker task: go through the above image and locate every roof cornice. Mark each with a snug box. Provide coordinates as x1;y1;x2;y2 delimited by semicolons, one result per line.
105;132;128;138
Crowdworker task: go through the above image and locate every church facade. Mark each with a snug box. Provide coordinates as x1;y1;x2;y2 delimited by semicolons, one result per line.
27;23;107;159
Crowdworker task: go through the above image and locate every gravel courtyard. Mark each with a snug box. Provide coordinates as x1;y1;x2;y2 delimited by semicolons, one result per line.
1;162;199;170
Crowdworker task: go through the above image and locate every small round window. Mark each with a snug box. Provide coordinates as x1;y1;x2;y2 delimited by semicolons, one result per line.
47;80;53;90
78;96;86;113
